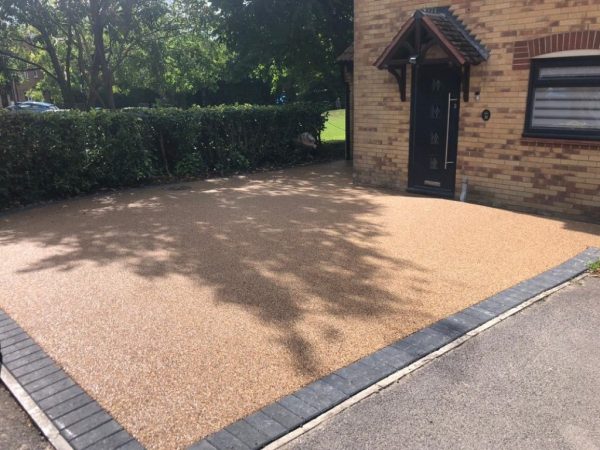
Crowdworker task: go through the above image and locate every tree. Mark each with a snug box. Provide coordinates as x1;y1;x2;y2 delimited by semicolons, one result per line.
0;0;82;106
114;0;229;106
211;0;353;101
0;0;171;109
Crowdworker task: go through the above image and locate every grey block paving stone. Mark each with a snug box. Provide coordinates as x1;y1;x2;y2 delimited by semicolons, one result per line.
337;361;386;391
320;373;363;396
62;410;113;441
11;356;55;378
31;377;76;402
261;403;304;430
206;429;251;450
393;328;451;357
0;326;25;340
19;363;62;386
1;332;31;349
225;420;270;448
0;322;20;333
54;401;103;430
305;380;348;405
45;393;95;420
278;395;320;420
244;411;288;441
2;339;39;361
69;420;123;450
24;370;69;395
292;387;337;413
445;310;486;332
38;385;85;410
188;441;219;450
114;440;145;450
86;430;134;450
5;349;46;371
1;342;41;362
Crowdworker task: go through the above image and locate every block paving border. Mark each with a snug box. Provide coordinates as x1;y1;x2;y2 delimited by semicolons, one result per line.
1;247;599;450
0;327;143;449
189;247;600;450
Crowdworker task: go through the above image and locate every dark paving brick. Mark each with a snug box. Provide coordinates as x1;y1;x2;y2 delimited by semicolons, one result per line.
115;440;145;450
52;402;103;431
244;411;287;441
445;310;487;333
1;334;32;351
4;350;46;371
188;441;219;450
464;305;496;322
393;328;452;358
358;354;398;378
206;429;251;450
86;430;134;450
431;319;472;340
306;380;348;406
225;420;270;449
335;361;387;392
31;378;76;402
375;346;420;369
292;387;336;413
38;385;85;410
0;321;20;333
19;364;62;386
45;393;95;420
24;370;69;396
0;326;25;340
261;403;304;430
321;373;363;397
277;395;320;421
61;410;113;441
476;296;514;315
69;420;122;450
1;343;43;364
11;357;56;378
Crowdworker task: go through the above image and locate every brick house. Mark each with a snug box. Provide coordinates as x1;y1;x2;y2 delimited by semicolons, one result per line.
0;68;44;107
342;1;600;223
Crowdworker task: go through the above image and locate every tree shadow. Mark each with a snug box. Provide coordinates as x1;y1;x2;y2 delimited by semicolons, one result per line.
0;162;431;377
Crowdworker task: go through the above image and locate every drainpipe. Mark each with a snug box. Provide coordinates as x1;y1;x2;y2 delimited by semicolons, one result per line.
460;177;469;202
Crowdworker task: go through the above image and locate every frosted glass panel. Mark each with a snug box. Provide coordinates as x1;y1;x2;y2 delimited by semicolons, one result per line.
531;87;600;130
539;66;600;78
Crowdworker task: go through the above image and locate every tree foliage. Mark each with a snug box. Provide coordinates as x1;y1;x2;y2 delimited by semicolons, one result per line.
0;0;353;107
212;0;353;100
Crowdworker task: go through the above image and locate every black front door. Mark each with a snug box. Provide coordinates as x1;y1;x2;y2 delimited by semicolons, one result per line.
408;64;461;197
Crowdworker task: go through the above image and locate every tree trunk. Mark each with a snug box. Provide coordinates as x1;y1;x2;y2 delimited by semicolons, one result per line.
88;0;115;109
41;35;74;108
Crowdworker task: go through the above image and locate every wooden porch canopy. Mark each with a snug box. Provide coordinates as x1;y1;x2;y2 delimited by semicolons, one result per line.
374;7;489;102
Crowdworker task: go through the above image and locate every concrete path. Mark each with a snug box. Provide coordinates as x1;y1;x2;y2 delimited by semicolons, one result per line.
0;382;50;450
286;276;600;450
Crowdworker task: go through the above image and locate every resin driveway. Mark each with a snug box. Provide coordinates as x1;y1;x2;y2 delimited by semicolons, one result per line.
1;161;599;449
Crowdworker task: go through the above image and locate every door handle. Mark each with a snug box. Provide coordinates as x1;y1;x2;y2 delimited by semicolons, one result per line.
445;93;458;169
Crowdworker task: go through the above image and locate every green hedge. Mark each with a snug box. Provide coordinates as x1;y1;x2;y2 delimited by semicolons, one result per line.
0;104;327;209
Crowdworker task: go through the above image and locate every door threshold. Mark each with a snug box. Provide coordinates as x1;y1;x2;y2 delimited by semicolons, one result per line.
407;186;455;199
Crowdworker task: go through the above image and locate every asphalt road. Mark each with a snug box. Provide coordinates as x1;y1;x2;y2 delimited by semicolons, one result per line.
286;276;600;450
0;380;50;450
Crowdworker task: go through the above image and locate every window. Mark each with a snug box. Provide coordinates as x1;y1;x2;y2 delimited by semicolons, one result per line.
524;56;600;140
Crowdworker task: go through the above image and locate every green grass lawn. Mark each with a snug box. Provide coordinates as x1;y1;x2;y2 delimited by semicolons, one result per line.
322;109;346;143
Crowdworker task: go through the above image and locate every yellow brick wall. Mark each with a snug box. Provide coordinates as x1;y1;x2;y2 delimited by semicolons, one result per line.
354;0;600;222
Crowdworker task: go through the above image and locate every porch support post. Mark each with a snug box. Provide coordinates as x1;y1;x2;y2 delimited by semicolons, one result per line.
462;65;471;102
388;65;407;102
